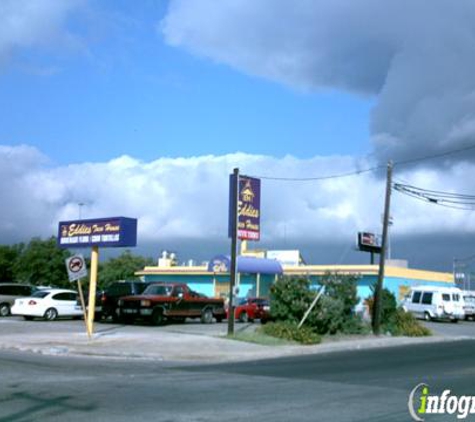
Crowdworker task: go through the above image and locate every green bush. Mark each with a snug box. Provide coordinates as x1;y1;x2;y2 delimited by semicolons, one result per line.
269;276;314;323
269;274;363;335
339;314;372;335
386;309;432;337
307;295;345;335
260;322;321;345
366;287;397;324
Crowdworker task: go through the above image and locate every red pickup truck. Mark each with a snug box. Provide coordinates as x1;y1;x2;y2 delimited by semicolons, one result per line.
117;282;226;325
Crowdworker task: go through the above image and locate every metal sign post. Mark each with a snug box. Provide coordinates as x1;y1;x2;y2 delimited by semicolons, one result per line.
228;168;239;336
65;254;90;337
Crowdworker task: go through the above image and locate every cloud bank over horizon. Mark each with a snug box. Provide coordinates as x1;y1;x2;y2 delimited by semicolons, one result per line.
1;145;475;264
162;0;475;166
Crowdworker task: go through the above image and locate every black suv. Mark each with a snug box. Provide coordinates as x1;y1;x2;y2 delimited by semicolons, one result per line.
99;281;148;321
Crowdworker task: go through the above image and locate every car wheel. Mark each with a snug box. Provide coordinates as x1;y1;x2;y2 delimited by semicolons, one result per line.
0;303;11;317
424;312;431;321
239;312;249;323
215;316;223;323
23;316;34;321
201;308;213;324
151;308;165;326
44;308;58;321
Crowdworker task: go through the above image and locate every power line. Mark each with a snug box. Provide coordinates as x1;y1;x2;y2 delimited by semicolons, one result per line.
257;165;382;181
393;182;475;210
251;143;475;182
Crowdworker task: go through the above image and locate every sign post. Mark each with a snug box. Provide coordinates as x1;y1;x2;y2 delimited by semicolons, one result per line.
227;168;240;336
65;254;89;336
59;217;137;339
77;279;89;336
87;246;99;339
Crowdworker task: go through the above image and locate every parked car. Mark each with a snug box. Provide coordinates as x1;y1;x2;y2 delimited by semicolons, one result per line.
0;283;37;317
463;294;475;321
118;282;226;325
229;297;270;323
401;285;465;322
98;281;149;321
11;288;83;321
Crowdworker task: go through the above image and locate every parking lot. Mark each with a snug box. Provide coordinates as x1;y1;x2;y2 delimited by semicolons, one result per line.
0;315;238;338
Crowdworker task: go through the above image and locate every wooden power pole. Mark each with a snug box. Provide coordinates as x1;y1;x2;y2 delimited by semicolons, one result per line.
372;161;393;335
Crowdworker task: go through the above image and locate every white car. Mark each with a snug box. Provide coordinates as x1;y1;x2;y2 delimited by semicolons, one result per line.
401;285;465;322
11;288;84;321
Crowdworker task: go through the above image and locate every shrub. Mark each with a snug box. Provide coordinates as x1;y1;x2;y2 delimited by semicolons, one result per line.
366;287;397;324
387;309;432;337
307;295;345;335
269;274;363;335
339;314;372;335
269;276;314;324
260;322;322;345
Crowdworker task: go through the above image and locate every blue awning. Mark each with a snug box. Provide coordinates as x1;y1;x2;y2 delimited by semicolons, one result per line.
208;255;283;275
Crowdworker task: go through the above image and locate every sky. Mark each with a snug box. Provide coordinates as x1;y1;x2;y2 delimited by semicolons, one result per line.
2;0;475;272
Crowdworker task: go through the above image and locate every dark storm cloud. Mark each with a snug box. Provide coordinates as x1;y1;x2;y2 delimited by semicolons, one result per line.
162;0;475;165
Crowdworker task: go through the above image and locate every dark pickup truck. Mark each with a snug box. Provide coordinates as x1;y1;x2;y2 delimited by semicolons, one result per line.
117;282;226;325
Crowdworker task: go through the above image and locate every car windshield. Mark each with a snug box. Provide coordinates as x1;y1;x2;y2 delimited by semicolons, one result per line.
143;285;172;296
31;291;50;299
238;298;248;305
465;296;475;303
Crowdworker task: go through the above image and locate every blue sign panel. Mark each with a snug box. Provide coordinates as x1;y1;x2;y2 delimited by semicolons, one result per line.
58;217;137;248
229;174;261;241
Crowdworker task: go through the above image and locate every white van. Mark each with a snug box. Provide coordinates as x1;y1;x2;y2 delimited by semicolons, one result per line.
401;285;465;322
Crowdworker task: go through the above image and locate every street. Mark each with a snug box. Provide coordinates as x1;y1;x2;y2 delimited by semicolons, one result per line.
1;338;475;421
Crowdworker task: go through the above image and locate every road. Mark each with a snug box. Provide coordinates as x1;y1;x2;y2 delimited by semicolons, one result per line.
1;339;475;422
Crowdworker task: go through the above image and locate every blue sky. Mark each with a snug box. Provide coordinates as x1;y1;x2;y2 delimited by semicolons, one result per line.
0;0;372;166
2;0;475;271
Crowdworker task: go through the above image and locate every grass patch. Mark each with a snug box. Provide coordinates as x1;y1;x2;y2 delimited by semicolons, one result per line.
260;322;322;345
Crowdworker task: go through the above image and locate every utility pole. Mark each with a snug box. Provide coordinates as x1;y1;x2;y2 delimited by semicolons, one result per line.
227;168;239;336
372;161;393;335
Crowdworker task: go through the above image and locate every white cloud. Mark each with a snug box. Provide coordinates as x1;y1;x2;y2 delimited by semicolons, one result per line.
0;0;85;66
2;145;475;254
161;0;475;165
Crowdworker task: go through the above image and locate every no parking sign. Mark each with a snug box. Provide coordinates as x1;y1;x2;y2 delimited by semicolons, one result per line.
66;254;88;282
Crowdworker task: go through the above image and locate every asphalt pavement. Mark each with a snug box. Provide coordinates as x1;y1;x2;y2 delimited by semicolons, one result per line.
2;338;475;421
0;316;474;363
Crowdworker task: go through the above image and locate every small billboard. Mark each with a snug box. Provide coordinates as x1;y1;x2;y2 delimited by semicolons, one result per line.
58;217;137;248
357;232;382;253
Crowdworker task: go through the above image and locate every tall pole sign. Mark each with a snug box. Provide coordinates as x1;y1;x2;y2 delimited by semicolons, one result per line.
228;170;262;336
